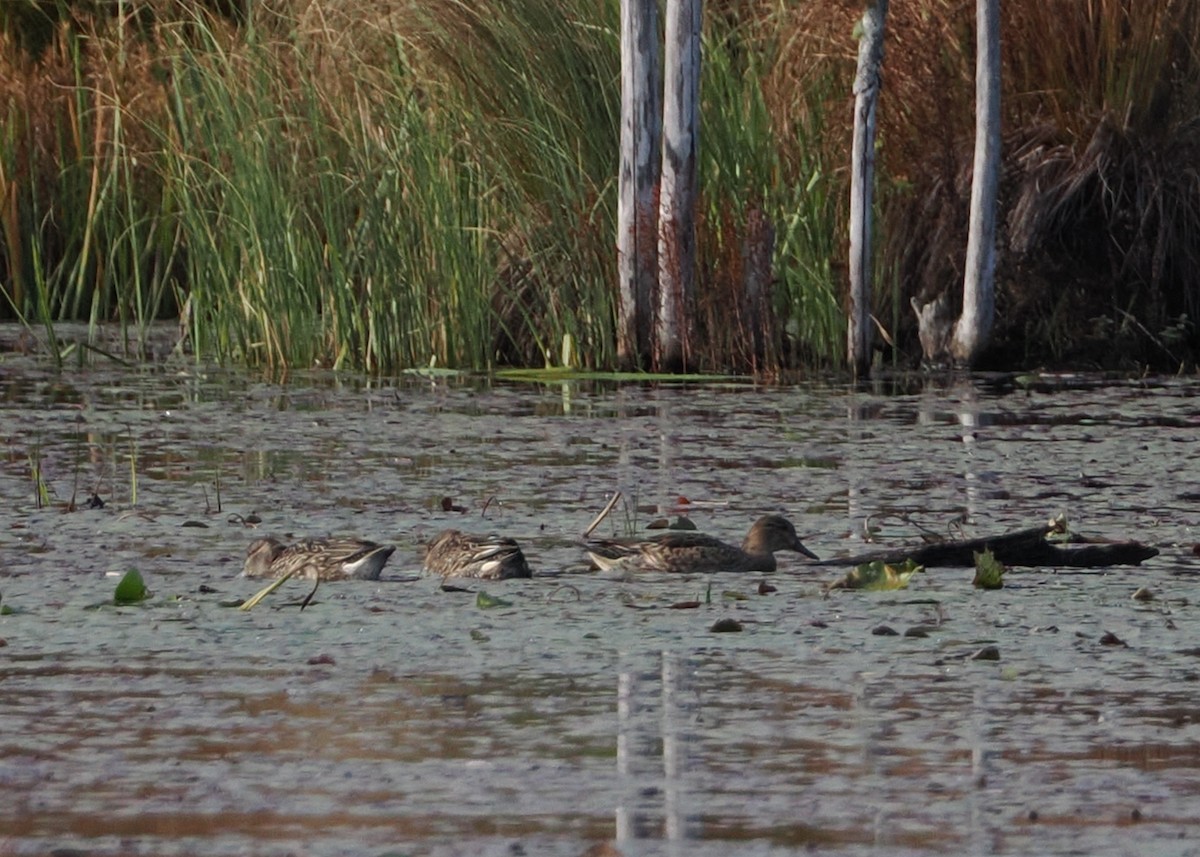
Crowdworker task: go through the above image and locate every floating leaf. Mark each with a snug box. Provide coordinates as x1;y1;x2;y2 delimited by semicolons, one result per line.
829;559;923;591
972;549;1006;590
722;590;748;601
1045;513;1070;542
476;590;512;609
114;569;149;604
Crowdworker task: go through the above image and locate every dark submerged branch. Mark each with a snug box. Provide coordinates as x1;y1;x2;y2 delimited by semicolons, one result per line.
815;523;1158;569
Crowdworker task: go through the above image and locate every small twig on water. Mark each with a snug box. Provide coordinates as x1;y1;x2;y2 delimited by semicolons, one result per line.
300;578;319;611
582;491;623;539
546;584;581;603
240;569;296;611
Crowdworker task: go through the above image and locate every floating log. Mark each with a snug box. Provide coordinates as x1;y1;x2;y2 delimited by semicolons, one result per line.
816;522;1158;569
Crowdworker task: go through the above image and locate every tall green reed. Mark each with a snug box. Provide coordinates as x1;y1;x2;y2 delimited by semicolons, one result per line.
402;0;624;369
158;13;506;372
2;12;183;356
3;0;847;373
700;19;844;370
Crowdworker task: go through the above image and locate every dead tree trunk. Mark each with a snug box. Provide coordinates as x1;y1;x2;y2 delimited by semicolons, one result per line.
953;0;1000;364
656;0;700;373
847;0;888;379
617;0;661;370
912;0;1000;367
817;522;1159;569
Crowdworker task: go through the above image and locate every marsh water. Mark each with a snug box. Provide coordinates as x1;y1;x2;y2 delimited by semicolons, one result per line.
2;330;1199;857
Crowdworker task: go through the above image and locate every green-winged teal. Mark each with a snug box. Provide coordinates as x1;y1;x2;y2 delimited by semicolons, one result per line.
423;529;533;579
586;514;817;573
243;537;395;581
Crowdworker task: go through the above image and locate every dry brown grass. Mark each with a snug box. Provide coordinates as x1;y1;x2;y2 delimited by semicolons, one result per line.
3;0;1198;369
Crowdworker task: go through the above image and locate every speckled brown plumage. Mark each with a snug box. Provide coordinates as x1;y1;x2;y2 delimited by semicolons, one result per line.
243;537;395;581
423;529;533;579
586;514;817;573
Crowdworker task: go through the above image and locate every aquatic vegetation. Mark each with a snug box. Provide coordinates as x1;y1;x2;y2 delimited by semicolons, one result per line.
113;569;149;605
828;559;925;592
0;0;843;374
26;442;52;509
238;569;297;612
11;1;1193;371
475;590;513;609
972;548;1006;590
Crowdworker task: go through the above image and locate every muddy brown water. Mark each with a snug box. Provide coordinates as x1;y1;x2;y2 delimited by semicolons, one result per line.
2;339;1199;856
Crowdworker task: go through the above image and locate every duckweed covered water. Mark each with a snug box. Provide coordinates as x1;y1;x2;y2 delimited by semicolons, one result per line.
2;331;1199;856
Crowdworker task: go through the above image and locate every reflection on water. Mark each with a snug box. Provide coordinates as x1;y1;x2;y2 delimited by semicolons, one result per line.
616;652;699;846
2;341;1199;855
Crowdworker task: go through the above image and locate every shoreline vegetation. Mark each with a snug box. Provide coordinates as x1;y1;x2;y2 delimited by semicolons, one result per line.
1;0;1198;376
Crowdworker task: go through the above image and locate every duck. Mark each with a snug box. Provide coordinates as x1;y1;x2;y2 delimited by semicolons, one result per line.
586;514;818;574
423;529;533;579
243;537;396;581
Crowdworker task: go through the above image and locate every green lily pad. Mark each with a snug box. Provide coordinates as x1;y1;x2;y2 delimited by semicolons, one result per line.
830;558;924;591
972;549;1006;589
114;569;149;604
476;590;512;609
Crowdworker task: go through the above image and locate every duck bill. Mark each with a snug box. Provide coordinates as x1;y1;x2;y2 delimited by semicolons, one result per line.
794;542;819;560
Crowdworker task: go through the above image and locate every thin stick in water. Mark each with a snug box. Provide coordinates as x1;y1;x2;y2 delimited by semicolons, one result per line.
582;491;623;539
239;569;297;611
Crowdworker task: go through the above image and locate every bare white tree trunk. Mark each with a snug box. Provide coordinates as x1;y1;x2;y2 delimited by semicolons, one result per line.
848;0;888;379
617;0;661;370
953;0;1000;364
656;0;700;372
